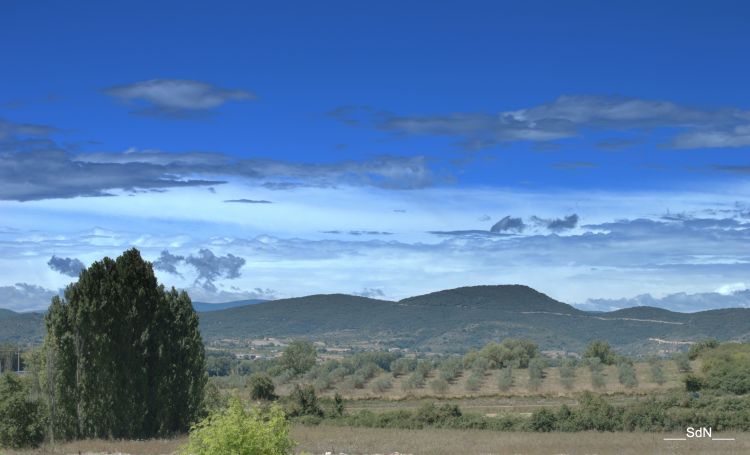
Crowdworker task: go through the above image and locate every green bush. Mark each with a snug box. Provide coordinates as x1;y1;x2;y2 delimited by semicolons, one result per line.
465;372;483;392
674;353;692;373
0;373;45;448
180;399;294;455
583;340;616;365
370;377;392;393
617;362;638;388
528;358;545;391
287;384;323;418
279;340;317;376
649;362;666;385
529;408;556;432
247;373;277;401
497;366;513;391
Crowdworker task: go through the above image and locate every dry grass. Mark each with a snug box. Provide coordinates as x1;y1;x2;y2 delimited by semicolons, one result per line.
292;425;750;455
3;437;185;455
6;426;747;455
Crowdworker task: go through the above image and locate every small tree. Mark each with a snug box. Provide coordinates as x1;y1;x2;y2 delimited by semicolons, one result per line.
0;373;45;448
617;362;638;388
674;353;692;373
528;358;545;391
583;341;616;365
559;358;576;390
498;366;513;391
280;341;317;376
247;374;277;401
649;362;666;385
180;399;293;455
287;384;323;417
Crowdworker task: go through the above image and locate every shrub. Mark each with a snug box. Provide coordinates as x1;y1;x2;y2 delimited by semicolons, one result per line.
674;353;692;373
180;399;294;455
287;384;323;418
430;377;449;395
649;362;666;385
478;339;539;369
617;362;638;388
390;358;415;377
528;358;545;391
247;373;277;401
559;358;576;390
591;370;606;389
401;372;425;391
371;377;392;394
202;381;228;414
497;366;513;391
529;408;557;432
437;357;463;382
465;372;483;392
0;373;45;448
583;340;616;365
688;339;719;360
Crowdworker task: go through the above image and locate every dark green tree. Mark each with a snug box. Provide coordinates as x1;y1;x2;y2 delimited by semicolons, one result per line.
279;340;317;375
247;373;277;401
0;373;45;448
583;340;616;365
42;248;206;440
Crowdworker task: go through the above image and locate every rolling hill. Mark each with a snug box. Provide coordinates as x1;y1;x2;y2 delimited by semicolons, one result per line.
197;285;750;354
3;285;750;353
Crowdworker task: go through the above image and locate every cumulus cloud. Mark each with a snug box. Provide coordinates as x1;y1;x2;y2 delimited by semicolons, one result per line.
185;249;246;291
490;216;526;233
0;143;439;201
103;79;255;117
152;250;185;275
546;214;579;231
0;283;59;312
353;288;387;299
332;95;750;150
47;255;85;277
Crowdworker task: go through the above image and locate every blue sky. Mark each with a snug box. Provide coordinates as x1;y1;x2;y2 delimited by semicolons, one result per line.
2;1;750;311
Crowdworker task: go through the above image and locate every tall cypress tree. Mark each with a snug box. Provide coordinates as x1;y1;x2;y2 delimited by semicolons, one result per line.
43;248;206;440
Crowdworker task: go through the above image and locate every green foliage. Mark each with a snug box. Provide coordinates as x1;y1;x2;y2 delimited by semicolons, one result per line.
527;358;545;391
180;399;294;455
529;408;556;432
390;358;415;377
559;358;576;389
649;362;666;385
202;381;228;415
464;372;483;392
279;340;317;376
42;248;206;440
331;393;345;417
477;339;539;369
617;362;638;388
286;384;323;418
437;357;463;382
497;366;513;391
697;343;750;394
247;374;277;401
583;340;616;365
0;373;45;448
688;338;719;360
370;377;392;393
674;353;692;372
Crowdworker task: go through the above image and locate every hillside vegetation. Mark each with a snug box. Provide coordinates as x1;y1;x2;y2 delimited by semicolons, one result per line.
3;285;750;353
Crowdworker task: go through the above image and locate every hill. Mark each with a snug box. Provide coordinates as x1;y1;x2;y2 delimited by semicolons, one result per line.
197;285;750;354
3;285;750;353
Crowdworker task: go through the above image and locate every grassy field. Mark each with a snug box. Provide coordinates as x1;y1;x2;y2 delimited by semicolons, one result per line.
6;426;749;455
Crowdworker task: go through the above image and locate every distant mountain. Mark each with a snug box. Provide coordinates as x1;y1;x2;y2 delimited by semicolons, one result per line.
197;285;750;354
192;299;265;312
3;285;750;354
0;311;46;345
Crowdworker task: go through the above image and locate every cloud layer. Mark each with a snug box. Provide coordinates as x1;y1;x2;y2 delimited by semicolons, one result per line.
103;79;255;117
332;95;750;149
